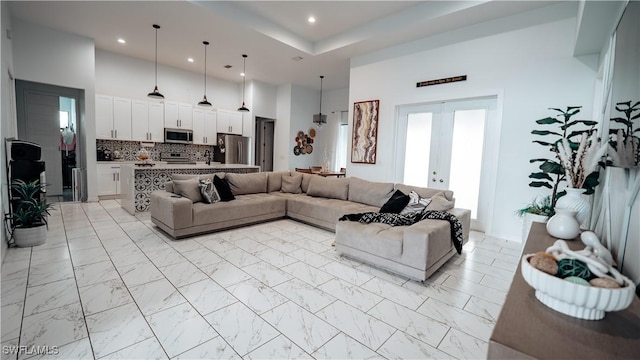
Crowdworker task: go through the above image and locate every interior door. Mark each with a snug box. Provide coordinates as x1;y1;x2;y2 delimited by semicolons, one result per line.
397;98;494;231
21;90;63;196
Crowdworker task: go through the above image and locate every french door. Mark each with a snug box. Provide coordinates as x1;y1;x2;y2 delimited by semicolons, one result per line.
395;97;496;231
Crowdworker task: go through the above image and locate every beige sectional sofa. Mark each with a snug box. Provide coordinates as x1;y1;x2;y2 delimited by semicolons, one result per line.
150;171;470;281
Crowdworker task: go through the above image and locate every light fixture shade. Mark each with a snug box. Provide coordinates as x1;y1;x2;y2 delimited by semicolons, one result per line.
313;75;326;128
148;24;164;99
198;41;212;107
238;54;250;112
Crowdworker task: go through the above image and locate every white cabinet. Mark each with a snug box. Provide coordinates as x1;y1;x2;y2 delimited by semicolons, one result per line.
132;100;164;142
164;102;193;129
193;110;217;145
97;164;121;196
217;109;243;135
96;95;114;139
95;95;131;140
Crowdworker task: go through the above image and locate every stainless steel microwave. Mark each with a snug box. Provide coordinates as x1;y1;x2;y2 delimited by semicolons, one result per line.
164;128;193;144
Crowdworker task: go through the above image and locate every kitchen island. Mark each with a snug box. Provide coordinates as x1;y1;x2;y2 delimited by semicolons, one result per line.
120;163;260;214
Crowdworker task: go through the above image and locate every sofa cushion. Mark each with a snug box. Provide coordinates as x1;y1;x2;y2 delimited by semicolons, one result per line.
394;184;454;202
281;175;302;194
266;171;290;192
225;172;267;195
336;221;404;258
169;173;223;194
301;173;314;193
307;176;349;200
427;192;455;211
214;175;235;202
172;178;202;203
199;179;220;204
348;177;394;207
192;194;286;227
380;190;410;213
286;195;377;227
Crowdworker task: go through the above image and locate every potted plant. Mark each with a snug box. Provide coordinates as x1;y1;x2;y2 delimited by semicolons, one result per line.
10;179;53;247
518;106;597;239
608;101;639;167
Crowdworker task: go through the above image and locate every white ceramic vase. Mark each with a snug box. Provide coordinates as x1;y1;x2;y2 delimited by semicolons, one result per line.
555;188;590;225
13;225;47;247
546;208;581;240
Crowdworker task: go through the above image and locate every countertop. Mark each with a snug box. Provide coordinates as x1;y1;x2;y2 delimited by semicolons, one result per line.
120;163;259;170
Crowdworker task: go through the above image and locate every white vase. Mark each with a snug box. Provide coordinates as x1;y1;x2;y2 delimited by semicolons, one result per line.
546;208;581;240
555;188;590;225
13;225;47;247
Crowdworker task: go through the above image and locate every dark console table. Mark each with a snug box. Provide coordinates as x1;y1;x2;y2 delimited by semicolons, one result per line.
488;222;640;359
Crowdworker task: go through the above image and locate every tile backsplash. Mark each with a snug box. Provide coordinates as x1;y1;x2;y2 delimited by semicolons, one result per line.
97;140;215;162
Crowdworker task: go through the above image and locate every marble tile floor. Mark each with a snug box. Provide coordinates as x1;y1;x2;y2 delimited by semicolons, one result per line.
1;200;523;360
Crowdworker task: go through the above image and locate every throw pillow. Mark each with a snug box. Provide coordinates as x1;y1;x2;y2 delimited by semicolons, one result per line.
426;192;455;211
199;179;220;204
379;190;410;213
172;178;203;203
281;175;303;194
400;190;432;215
213;175;235;202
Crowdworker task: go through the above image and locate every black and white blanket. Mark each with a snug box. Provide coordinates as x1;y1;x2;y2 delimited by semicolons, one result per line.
339;210;463;254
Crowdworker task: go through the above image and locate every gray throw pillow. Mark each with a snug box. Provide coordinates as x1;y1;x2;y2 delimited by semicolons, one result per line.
427;192;455;211
199;179;220;204
400;191;432;215
172;178;202;203
281;175;303;194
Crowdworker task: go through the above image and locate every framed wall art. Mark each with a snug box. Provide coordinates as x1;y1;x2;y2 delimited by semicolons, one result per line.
351;99;379;164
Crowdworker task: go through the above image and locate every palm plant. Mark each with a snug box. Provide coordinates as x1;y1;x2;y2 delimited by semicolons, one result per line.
608;101;640;167
11;179;53;228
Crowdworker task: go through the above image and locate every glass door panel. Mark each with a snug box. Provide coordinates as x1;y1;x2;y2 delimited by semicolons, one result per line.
448;109;486;219
404;112;433;187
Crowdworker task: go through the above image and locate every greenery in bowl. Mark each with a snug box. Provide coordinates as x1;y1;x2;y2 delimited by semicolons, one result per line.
516;195;554;217
11;179;53;228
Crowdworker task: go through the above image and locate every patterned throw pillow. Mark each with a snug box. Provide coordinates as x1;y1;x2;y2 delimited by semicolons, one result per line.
199;179;220;204
399;190;432;215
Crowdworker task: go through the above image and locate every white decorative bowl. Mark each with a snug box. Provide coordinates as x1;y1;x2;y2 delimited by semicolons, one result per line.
521;254;635;320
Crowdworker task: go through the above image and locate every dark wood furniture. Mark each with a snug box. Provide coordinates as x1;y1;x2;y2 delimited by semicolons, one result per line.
488;222;640;359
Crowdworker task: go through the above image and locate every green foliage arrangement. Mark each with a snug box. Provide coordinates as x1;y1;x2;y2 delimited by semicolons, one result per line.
11;179;53;228
525;106;598;215
515;195;553;218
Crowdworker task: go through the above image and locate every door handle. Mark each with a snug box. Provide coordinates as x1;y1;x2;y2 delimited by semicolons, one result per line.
439;179;444;183
432;178;436;182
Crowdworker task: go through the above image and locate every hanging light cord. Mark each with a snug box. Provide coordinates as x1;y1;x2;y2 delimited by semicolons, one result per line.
203;42;208;94
242;55;247;106
154;26;158;87
319;75;324;116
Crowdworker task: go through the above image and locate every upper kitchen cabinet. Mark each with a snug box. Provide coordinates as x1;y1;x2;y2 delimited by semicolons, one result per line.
193;109;217;145
164;101;193;129
95;95;132;140
217;109;243;135
131;100;164;142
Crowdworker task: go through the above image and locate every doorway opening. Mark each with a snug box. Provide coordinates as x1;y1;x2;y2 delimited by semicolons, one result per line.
395;97;497;231
255;117;275;172
15;80;85;204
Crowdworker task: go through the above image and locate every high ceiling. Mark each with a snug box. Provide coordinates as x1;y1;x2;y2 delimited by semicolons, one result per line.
7;1;558;90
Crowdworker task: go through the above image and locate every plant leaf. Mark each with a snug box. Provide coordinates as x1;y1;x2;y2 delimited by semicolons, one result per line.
532;140;554;146
529;172;553;181
529;181;553;189
536;117;562;125
540;161;564;174
532;130;562;136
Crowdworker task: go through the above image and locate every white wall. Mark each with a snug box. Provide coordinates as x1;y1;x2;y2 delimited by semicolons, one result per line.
1;2;15;263
96;49;240;109
275;84;292;171
12;18;97;201
349;17;598;241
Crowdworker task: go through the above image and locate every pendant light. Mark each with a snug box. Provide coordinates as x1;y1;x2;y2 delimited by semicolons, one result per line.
313;75;327;128
237;54;250;112
198;41;212;107
147;24;164;99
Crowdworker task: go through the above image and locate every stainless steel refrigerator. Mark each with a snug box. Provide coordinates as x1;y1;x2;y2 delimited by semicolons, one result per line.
214;134;251;164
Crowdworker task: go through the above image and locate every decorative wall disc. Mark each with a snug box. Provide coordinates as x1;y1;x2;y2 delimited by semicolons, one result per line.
306;144;313;154
293;146;301;156
309;128;316;138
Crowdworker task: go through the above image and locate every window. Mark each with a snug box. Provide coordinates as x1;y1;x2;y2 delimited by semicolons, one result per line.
335;123;348;171
59;110;69;128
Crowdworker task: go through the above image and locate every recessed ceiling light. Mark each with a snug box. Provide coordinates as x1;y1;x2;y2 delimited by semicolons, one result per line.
240;72;245;77
187;57;194;63
117;38;126;44
307;16;316;23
